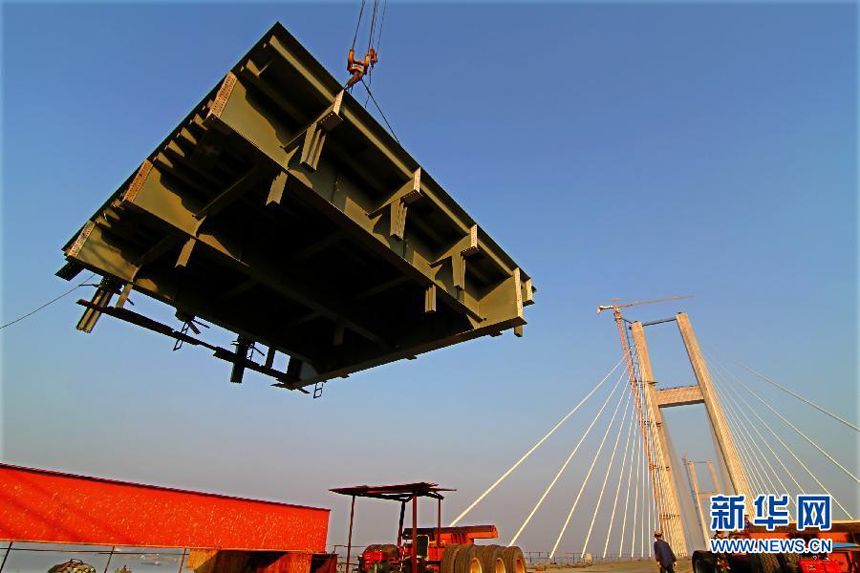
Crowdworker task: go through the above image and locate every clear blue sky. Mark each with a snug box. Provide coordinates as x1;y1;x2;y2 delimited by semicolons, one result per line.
2;0;857;555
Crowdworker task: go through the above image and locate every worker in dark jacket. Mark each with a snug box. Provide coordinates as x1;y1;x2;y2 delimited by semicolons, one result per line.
653;531;677;573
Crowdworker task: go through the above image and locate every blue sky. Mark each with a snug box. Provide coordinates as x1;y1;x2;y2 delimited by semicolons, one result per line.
2;1;857;555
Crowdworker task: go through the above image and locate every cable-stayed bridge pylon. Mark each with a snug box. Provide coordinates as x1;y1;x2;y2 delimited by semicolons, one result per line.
448;306;858;562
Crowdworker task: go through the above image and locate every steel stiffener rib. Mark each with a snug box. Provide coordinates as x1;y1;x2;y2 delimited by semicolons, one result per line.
57;22;534;390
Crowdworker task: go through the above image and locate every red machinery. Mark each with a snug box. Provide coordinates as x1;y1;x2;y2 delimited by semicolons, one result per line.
693;522;860;573
330;483;525;573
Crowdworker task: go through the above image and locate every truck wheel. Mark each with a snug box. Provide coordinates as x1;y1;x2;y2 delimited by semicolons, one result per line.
502;546;526;573
754;553;781;573
442;545;465;573
693;555;714;573
477;546;506;573
455;545;484;573
778;553;800;573
378;545;400;560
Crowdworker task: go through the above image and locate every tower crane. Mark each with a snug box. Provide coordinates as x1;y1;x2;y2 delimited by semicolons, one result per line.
597;294;692;548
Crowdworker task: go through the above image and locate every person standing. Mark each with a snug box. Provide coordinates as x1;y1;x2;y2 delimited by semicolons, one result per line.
653;531;677;573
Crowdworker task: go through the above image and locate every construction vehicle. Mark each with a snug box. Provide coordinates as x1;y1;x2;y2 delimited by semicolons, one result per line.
692;522;860;573
330;483;526;573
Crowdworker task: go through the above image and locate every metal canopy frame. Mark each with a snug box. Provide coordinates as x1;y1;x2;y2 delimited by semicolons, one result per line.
58;22;535;391
330;483;454;573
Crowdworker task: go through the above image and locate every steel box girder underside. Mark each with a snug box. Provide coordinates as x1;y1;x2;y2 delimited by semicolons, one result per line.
58;22;535;390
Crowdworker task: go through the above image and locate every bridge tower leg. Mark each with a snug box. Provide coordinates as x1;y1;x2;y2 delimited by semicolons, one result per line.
630;322;688;557
675;312;751;505
685;459;710;548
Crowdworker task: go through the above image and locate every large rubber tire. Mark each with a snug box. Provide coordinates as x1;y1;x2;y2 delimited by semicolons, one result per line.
442;545;466;573
477;546;506;573
754;553;782;573
455;545;484;573
778;553;800;573
378;545;400;560
368;563;393;573
502;546;526;573
693;555;715;573
48;561;97;573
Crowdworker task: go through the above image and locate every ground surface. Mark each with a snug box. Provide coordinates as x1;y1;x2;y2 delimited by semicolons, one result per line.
533;557;693;573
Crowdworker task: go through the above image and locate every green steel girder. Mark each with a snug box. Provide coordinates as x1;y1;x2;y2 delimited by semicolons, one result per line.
59;22;535;390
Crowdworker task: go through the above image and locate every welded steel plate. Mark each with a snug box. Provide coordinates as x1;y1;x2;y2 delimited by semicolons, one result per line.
58;22;535;391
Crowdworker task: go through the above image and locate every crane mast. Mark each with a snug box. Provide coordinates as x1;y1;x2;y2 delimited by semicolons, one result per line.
598;296;692;550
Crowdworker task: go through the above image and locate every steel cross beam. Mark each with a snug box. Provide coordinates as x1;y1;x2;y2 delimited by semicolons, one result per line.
58;22;535;390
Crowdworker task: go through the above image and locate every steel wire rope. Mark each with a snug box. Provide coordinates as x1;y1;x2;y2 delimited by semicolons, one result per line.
618;409;641;558
581;387;634;555
1;274;97;330
510;367;628;546
643;401;668;547
452;356;625;526
360;79;400;143
640;378;676;556
712;380;795;521
602;388;637;558
630;419;642;558
708;360;789;503
641;429;647;557
721;385;776;498
726;363;859;484
628;339;676;552
711;372;769;498
350;0;367;51
367;0;379;55
637;372;675;550
375;0;389;56
714;350;859;433
711;360;854;519
549;379;631;558
707;357;802;505
649;474;657;557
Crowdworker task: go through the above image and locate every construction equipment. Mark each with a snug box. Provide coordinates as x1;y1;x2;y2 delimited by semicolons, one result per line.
57;22;535;392
330;483;526;573
597;295;693;555
692;522;860;573
596;295;693;316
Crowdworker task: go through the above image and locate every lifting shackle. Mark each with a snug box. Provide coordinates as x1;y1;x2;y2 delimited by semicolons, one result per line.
346;47;377;88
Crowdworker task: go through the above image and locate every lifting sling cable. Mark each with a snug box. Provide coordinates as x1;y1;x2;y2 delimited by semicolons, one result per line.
350;0;367;51
550;380;630;558
510;368;627;545
714;365;853;519
603;390;637;558
346;0;379;88
716;351;859;433
450;356;625;526
582;391;634;555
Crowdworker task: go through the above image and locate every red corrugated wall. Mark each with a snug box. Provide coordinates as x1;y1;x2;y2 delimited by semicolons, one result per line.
0;463;329;552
